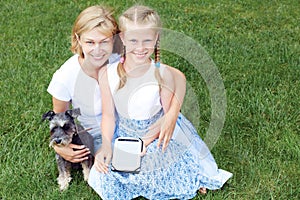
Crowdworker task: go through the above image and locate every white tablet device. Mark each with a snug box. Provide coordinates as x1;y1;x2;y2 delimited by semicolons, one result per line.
111;137;143;173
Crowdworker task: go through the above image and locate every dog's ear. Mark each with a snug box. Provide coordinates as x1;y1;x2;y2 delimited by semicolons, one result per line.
42;111;56;121
65;108;81;118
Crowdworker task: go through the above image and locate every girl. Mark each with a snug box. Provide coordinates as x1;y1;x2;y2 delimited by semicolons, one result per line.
89;5;232;200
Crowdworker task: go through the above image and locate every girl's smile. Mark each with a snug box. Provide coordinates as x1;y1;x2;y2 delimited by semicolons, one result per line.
132;50;148;59
121;27;158;67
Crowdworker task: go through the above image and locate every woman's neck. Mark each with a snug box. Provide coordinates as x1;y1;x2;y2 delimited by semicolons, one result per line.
79;57;104;80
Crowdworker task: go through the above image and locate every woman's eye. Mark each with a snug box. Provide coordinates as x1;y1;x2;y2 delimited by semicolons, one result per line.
86;41;94;45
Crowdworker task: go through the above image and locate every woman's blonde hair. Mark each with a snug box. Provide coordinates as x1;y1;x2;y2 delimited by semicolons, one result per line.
117;5;162;89
71;5;119;58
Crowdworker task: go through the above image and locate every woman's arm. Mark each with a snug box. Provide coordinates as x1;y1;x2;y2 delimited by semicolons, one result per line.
51;97;91;163
94;66;116;173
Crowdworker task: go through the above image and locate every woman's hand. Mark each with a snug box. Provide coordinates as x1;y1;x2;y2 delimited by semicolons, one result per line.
94;143;112;173
52;98;93;163
53;144;91;163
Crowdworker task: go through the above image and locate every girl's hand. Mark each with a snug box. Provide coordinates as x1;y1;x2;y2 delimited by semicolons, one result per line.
143;113;176;153
157;112;176;152
94;143;112;173
54;143;90;163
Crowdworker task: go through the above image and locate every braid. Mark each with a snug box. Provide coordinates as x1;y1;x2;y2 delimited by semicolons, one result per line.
117;62;127;89
154;36;160;67
119;5;161;32
142;10;155;20
154;37;163;91
117;45;127;89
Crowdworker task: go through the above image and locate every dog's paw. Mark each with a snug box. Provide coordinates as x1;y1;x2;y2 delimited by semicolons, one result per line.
59;184;68;191
58;176;72;191
83;169;89;181
82;165;90;181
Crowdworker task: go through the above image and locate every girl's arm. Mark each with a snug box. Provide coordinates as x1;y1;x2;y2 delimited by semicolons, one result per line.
94;66;116;173
52;97;91;163
158;67;186;150
141;66;174;147
144;66;186;152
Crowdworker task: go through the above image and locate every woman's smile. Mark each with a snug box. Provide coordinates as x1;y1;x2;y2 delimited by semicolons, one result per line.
92;54;106;60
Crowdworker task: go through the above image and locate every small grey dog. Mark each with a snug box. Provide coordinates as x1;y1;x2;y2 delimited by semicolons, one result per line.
42;108;94;191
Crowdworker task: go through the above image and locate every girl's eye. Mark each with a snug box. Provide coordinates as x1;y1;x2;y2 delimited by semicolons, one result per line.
130;39;137;44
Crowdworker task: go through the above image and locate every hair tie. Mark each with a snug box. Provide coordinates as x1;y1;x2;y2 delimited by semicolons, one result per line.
155;62;160;68
120;57;125;64
120;45;126;64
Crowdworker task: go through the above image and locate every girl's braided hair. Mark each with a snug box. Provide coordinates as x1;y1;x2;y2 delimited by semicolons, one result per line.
117;5;162;89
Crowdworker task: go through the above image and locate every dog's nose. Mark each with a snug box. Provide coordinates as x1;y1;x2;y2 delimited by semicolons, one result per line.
55;138;62;144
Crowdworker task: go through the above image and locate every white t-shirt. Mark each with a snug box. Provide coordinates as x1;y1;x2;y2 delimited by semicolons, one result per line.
47;54;119;151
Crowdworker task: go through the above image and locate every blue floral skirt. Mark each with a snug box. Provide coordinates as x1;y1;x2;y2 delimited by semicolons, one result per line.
89;111;232;200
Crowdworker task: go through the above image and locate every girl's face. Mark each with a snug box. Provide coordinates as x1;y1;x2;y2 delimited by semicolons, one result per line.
78;28;114;67
121;25;158;66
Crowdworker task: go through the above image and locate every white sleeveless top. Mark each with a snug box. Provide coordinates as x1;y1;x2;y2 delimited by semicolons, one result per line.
107;61;164;120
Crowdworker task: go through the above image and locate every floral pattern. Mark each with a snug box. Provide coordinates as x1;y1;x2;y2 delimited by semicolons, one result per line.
88;111;232;200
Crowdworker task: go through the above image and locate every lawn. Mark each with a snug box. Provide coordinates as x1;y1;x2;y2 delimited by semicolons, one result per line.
0;0;299;199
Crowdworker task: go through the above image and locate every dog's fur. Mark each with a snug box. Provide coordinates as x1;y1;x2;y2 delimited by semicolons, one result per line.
42;108;94;191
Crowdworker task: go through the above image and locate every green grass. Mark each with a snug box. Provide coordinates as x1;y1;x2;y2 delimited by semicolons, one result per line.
1;0;299;199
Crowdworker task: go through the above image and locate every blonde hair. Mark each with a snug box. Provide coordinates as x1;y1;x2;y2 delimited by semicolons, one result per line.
71;5;119;58
117;5;162;89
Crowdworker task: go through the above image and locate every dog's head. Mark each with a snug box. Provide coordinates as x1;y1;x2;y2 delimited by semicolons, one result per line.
42;108;81;148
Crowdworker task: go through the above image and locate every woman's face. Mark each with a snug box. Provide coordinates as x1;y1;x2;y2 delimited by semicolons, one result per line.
79;28;114;67
121;24;158;66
